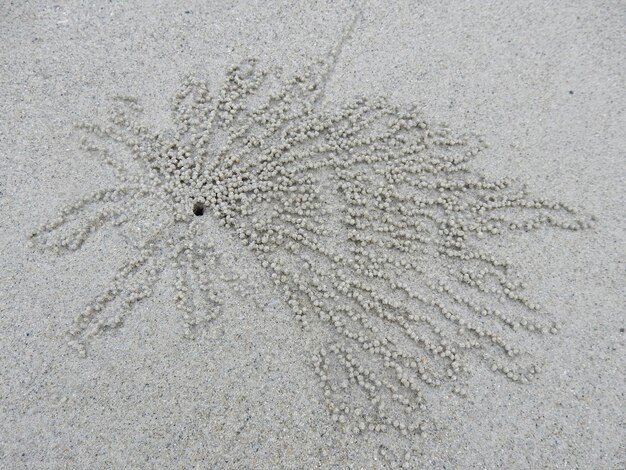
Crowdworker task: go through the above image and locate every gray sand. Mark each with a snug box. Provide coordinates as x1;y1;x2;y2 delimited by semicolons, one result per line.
1;1;624;468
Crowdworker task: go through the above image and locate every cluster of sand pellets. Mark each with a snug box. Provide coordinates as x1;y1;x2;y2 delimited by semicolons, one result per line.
29;25;591;441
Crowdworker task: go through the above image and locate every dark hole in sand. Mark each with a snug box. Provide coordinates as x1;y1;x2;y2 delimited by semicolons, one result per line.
193;202;205;216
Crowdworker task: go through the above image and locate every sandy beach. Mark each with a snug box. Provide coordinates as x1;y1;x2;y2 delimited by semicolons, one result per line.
1;1;624;468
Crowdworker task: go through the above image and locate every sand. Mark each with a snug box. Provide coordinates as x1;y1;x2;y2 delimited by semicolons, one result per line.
1;1;624;468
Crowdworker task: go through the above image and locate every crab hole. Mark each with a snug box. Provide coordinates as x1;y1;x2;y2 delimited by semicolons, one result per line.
193;202;205;217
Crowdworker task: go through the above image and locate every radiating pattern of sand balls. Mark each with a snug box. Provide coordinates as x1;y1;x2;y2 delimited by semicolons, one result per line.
30;29;591;437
